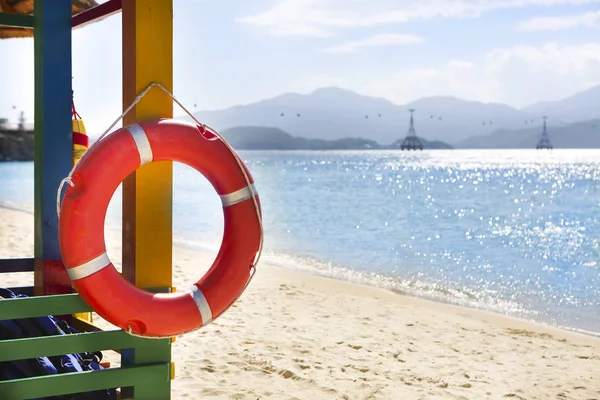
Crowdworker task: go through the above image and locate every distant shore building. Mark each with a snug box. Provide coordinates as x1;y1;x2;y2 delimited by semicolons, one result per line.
0;114;34;161
400;109;423;151
536;116;553;150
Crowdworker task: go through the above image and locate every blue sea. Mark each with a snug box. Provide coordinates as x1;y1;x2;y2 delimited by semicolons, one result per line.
1;150;599;336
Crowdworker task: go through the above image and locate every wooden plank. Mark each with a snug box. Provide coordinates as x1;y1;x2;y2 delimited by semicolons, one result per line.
0;364;169;400
0;287;171;321
0;293;91;320
0;12;34;28
0;330;146;362
0;258;34;273
33;0;73;296
72;0;122;28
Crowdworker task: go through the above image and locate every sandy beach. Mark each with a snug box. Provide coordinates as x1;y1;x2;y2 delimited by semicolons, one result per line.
1;205;599;400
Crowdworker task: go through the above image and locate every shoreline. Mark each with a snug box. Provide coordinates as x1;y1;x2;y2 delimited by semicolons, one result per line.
264;262;600;345
4;203;600;340
163;232;600;340
2;205;600;398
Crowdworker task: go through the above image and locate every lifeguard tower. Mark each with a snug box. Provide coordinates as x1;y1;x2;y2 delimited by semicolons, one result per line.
1;1;177;398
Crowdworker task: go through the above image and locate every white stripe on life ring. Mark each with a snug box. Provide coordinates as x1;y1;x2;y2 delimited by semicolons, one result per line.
188;285;213;325
67;252;111;281
220;184;258;207
126;123;153;165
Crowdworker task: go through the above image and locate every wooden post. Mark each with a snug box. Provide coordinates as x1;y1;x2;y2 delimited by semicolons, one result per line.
122;0;173;291
33;0;73;296
121;1;173;397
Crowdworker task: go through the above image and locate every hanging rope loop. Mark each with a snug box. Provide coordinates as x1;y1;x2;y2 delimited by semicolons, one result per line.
71;90;82;120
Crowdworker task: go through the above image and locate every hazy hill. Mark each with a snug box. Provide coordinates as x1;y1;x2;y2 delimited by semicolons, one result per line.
523;85;600;123
189;87;536;145
183;84;600;147
193;87;404;144
220;126;453;150
404;96;526;139
457;119;600;149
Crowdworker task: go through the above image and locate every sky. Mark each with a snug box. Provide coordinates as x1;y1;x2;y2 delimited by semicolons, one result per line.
1;0;600;134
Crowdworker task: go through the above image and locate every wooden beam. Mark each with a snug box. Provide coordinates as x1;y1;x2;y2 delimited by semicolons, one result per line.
0;330;135;362
71;0;122;29
33;0;73;296
0;364;169;400
0;293;90;320
0;258;34;272
0;12;34;28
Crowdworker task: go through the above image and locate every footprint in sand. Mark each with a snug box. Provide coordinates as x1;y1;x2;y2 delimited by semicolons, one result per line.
279;369;299;379
201;389;227;396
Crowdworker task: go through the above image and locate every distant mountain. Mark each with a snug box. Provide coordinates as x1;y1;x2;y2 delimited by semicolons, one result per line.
193;87;404;144
186;84;600;147
457;119;600;149
189;87;532;145
404;96;526;139
220;126;453;150
523;85;600;123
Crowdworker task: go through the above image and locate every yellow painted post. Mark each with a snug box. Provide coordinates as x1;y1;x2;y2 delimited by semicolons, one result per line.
122;0;174;290
121;1;174;397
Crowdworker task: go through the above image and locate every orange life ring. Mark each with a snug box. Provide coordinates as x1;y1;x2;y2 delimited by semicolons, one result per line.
58;119;262;337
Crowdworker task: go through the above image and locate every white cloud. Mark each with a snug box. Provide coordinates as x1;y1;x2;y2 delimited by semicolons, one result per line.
363;42;600;107
323;33;424;54
517;10;600;31
238;0;600;37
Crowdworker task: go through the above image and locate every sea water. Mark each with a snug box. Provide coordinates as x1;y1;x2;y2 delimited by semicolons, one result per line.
1;149;599;335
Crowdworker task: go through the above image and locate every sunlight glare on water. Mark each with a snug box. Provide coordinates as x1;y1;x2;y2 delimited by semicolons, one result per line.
2;149;599;335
